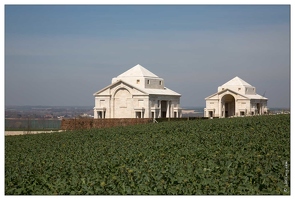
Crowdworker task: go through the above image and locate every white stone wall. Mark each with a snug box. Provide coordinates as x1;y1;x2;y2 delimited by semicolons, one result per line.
94;85;182;119
206;100;218;109
205;95;268;118
132;96;149;118
112;77;165;90
236;99;249;116
144;78;165;89
218;85;256;96
113;88;133;118
205;100;219;117
94;96;111;118
245;87;256;95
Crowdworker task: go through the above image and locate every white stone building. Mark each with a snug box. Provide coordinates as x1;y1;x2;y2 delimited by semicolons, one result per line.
93;64;182;119
204;76;268;118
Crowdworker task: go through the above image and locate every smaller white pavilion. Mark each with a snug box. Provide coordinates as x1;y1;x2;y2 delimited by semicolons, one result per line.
204;77;268;118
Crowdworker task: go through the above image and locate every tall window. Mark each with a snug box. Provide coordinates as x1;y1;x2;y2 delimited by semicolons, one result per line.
147;80;150;84
159;81;162;85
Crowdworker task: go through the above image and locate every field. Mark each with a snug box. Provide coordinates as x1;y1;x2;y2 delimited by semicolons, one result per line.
5;114;290;195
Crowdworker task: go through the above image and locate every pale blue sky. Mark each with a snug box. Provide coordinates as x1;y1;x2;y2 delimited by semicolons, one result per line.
5;5;290;108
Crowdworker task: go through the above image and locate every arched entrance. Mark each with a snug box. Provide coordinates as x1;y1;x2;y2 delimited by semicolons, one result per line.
221;94;235;117
113;88;132;118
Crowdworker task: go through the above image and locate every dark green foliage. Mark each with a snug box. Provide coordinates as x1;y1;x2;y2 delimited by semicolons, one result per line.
5;115;290;195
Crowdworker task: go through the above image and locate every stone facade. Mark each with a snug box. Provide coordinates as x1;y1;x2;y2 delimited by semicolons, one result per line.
93;64;182;119
204;77;268;118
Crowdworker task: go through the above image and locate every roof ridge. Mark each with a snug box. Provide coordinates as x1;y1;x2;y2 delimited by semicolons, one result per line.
222;76;252;86
117;64;159;78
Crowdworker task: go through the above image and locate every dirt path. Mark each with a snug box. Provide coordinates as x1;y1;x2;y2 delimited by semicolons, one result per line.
5;130;64;136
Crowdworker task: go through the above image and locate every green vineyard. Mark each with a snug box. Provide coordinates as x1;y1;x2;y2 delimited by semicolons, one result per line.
5;114;290;195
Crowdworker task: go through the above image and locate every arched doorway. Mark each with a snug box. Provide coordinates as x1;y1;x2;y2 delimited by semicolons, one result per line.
221;94;235;117
113;88;132;118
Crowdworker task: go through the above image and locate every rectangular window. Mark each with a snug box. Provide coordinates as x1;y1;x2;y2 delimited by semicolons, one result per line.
159;81;162;85
147;80;150;84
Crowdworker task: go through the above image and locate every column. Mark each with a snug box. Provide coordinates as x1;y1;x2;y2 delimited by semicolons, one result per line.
158;100;161;118
235;100;239;117
94;110;97;119
222;103;224;118
166;101;170;118
111;98;114;118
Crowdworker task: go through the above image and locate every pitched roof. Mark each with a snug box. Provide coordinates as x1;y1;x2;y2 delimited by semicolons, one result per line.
205;88;267;100
244;94;267;100
94;80;181;96
221;76;252;87
117;64;159;78
142;87;181;96
93;80;148;96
